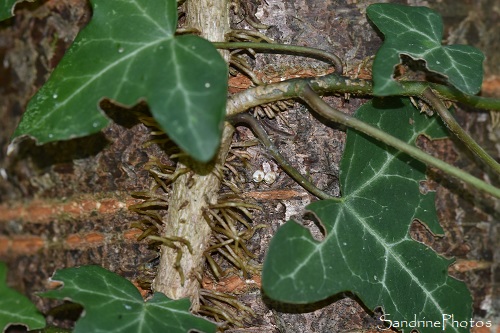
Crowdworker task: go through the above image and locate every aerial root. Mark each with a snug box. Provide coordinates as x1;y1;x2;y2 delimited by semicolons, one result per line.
198;289;256;328
147;235;193;286
203;197;265;280
253;99;295;120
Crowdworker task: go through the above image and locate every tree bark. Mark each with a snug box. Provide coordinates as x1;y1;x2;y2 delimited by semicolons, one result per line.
0;0;498;331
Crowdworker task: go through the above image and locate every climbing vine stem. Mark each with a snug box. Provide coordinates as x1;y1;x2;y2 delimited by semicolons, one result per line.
227;73;500;117
422;88;500;175
224;65;500;198
213;42;344;74
218;41;500;110
228;113;336;200
298;85;500;199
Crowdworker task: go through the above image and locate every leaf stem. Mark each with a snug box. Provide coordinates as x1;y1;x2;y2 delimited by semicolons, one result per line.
422;88;500;175
299;85;500;199
212;41;343;74
226;66;500;112
227;113;336;200
401;81;500;111
226;74;500;197
226;74;368;116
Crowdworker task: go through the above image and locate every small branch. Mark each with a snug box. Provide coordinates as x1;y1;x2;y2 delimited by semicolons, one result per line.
213;42;343;75
228;113;336;200
299;85;500;199
398;80;500;111
226;72;500;197
227;70;500;115
422;88;500;175
227;74;371;116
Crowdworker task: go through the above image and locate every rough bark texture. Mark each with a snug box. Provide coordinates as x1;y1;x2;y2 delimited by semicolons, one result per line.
0;0;499;332
0;0;160;318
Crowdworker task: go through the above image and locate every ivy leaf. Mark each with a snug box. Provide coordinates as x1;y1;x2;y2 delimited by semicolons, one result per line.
11;0;228;162
0;0;32;21
367;3;484;96
0;262;46;332
262;98;472;333
40;265;216;333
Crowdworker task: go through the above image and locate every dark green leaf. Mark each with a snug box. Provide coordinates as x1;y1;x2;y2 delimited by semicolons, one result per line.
367;3;484;96
0;0;25;21
40;265;216;333
262;98;472;333
0;262;46;332
12;0;227;162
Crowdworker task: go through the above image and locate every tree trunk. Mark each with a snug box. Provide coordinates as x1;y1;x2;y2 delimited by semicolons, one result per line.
0;0;498;331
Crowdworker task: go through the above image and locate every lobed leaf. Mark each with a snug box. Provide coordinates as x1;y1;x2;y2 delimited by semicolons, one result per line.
0;262;46;332
367;3;484;96
40;265;216;333
12;0;228;162
0;0;16;21
0;0;30;21
262;98;472;333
